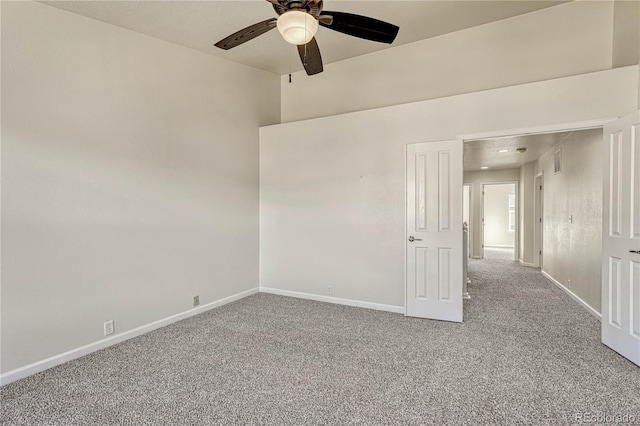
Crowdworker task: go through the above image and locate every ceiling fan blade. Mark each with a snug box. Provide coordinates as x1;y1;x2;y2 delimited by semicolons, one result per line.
319;11;399;44
214;18;278;50
297;37;323;76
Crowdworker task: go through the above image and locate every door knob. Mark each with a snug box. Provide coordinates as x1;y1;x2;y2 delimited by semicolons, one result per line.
408;236;422;242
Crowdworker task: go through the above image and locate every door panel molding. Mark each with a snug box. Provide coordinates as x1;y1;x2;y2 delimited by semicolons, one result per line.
602;110;640;367
406;141;463;322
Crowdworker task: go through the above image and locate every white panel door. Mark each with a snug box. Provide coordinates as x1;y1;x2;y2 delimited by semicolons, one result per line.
406;141;463;322
602;110;640;367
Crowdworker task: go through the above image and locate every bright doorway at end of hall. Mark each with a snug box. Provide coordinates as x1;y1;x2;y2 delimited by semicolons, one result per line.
482;183;517;260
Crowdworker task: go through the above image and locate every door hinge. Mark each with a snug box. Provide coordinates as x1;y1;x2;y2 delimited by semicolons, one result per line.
539;218;542;223
540;185;543;190
539;250;542;255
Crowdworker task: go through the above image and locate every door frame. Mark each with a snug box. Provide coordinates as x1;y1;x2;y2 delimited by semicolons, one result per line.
481;181;519;261
463;183;473;257
458;119;615;141
459;118;614;266
534;172;544;268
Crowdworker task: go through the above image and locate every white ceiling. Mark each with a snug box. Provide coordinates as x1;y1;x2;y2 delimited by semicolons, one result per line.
464;129;601;172
41;0;568;75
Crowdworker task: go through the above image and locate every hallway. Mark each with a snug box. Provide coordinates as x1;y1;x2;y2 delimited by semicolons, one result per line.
464;248;640;421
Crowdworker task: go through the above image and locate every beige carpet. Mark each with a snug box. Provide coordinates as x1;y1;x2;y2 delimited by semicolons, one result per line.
2;253;639;424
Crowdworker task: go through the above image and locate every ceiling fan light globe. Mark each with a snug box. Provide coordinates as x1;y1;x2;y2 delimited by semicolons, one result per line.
277;10;318;45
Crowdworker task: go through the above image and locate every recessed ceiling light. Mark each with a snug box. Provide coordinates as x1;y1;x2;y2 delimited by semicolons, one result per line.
498;149;509;153
481;166;489;170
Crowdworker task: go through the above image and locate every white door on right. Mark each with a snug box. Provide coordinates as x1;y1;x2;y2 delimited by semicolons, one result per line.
602;110;640;367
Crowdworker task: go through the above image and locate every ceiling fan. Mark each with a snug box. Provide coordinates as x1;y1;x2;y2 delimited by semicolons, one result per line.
214;0;399;76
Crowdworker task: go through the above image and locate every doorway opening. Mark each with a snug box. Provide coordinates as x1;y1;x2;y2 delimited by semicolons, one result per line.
457;114;639;368
462;126;605;314
462;127;603;268
482;182;517;261
534;173;544;269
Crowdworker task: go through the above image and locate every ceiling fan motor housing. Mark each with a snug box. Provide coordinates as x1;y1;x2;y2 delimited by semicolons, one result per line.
273;0;323;17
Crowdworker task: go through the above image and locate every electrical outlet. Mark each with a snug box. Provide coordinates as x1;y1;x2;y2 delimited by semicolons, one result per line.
104;320;114;336
326;285;332;295
193;295;200;307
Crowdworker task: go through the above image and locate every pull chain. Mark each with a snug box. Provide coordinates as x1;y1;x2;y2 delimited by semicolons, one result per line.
303;13;308;66
288;45;292;83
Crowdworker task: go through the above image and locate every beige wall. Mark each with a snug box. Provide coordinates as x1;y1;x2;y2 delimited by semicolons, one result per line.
519;162;537;265
464;169;520;257
613;0;640;68
1;2;280;373
281;1;614;122
536;129;603;313
612;0;640;106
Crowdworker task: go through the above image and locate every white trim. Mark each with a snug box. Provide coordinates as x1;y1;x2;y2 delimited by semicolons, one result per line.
0;288;259;386
534;173;544;269
484;245;515;248
541;270;601;320
458;118;615;141
518;260;536;268
260;287;405;315
471;256;482;259
403;144;408;316
463;183;474;261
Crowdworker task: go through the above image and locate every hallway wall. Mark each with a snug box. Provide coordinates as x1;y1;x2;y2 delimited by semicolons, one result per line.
519;162;537;265
536;129;603;314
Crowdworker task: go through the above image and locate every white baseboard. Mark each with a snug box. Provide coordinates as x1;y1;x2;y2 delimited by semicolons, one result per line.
260;287;405;315
0;287;259;386
540;271;601;320
519;260;536;267
484;245;515;248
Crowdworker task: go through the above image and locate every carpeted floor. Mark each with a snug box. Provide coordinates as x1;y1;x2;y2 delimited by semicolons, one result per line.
2;252;639;425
